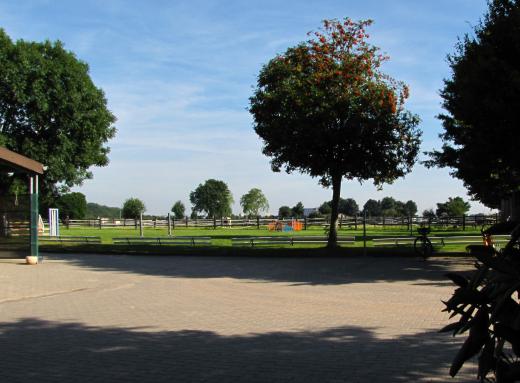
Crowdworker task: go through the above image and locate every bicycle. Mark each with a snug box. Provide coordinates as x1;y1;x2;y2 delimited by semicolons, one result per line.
414;227;433;259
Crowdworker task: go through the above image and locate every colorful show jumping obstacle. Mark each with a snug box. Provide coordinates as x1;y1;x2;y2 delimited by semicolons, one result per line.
267;220;303;232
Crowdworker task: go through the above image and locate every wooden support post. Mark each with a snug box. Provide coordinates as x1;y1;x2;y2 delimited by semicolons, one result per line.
185;216;188;227
257;216;260;229
139;213;144;237
354;215;357;230
213;217;217;229
304;217;307;230
339;215;342;229
167;213;172;236
99;217;102;229
462;214;466;231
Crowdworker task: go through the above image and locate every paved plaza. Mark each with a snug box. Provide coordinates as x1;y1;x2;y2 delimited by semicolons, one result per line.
0;253;477;382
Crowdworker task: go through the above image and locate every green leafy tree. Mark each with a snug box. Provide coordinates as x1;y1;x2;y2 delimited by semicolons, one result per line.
189;179;233;218
278;205;291;219
318;201;332;215
122;198;146;219
291;201;304;218
56;192;87;219
425;0;520;218
403;200;418;216
436;197;471;217
86;202;121;219
171;200;186;219
250;18;421;247
0;30;116;207
381;197;398;216
422;209;436;219
363;199;382;217
338;197;359;216
240;188;269;217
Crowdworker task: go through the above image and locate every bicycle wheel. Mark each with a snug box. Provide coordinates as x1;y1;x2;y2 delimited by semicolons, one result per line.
414;237;433;259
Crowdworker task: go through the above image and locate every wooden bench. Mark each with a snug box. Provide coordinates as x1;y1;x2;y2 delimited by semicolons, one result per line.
39;236;102;244
372;235;510;247
112;237;212;246
231;236;355;247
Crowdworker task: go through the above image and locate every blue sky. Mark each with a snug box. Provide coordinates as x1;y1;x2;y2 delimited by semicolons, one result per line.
0;0;494;215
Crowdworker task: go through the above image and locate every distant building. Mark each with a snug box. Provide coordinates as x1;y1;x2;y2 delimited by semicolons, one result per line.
303;207;319;217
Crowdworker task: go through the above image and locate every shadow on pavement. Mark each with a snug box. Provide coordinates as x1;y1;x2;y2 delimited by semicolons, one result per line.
0;318;474;383
43;252;474;287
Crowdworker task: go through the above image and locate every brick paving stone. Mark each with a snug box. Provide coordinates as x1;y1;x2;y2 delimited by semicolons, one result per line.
0;254;478;382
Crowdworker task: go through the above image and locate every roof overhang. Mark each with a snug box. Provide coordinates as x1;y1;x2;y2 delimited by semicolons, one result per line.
0;147;44;175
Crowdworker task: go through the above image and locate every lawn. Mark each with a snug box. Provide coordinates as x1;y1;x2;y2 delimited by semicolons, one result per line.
38;224;487;255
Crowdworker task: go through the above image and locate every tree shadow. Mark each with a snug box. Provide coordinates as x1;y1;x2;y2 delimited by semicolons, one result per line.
0;318;475;382
43;252;474;286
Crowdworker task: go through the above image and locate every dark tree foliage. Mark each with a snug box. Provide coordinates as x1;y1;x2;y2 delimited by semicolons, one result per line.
0;29;116;207
436;196;471;217
56;192;87;219
319;201;332;215
122;198;145;219
250;18;421;247
171;200;186;219
278;205;291;219
363;199;382;216
291;201;304;218
338;198;359;216
426;0;520;210
403;200;418;216
86;202;120;219
189;179;233;219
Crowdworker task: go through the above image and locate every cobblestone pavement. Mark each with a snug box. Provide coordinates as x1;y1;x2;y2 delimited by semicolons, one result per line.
0;254;478;382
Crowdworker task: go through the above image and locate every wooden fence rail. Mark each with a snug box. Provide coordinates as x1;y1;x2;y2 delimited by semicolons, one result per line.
44;214;499;231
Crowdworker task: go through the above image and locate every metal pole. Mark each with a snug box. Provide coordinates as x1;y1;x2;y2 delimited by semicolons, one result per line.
167;212;172;236
30;175;39;261
363;211;367;257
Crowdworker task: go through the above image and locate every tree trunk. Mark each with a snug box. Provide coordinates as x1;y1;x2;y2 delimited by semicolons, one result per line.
327;174;342;248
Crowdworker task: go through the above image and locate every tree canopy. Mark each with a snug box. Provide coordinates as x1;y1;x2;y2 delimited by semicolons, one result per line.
250;18;421;247
278;205;291;219
426;0;520;211
56;192;87;219
122;198;146;219
171;200;186;219
436;197;471;216
291;201;304;218
189;179;233;218
240;188;269;217
0;29;116;207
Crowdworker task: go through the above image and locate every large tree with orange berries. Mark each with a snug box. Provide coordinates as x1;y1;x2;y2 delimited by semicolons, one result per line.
249;18;421;247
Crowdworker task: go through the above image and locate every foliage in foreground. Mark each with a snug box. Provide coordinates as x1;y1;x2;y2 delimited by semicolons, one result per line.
441;223;520;381
426;0;520;211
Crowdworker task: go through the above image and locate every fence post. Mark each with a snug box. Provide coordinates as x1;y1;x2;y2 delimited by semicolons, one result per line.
172;215;175;230
354;215;357;230
139;213;144;237
304;217;307;230
98;217;102;229
363;211;367;256
383;215;385;228
339;215;342;229
462;214;466;231
213;217;217;229
257;216;260;229
409;216;413;236
153;217;157;229
167;213;172;236
185;216;188;227
134;218;137;230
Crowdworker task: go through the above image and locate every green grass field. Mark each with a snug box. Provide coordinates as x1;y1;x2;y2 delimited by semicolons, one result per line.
38;224;488;255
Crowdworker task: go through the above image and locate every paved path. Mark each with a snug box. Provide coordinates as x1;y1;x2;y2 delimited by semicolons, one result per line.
0;254;477;382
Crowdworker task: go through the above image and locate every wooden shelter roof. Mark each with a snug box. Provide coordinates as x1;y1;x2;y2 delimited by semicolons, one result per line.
0;147;44;175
